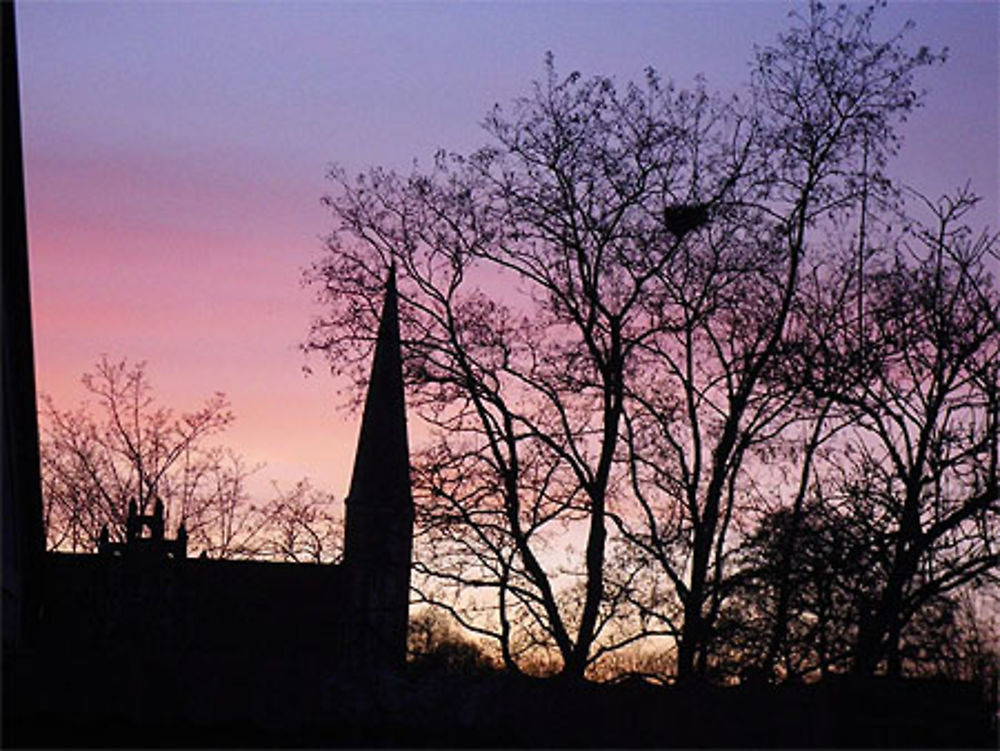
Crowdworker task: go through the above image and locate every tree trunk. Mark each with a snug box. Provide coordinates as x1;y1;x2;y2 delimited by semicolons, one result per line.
676;579;707;682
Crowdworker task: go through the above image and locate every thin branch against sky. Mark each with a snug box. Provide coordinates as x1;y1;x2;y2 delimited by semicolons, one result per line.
15;1;998;499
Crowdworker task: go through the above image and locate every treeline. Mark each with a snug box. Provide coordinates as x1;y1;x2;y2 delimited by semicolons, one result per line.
308;2;999;684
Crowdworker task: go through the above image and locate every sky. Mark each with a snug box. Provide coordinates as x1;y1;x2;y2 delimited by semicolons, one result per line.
15;1;999;503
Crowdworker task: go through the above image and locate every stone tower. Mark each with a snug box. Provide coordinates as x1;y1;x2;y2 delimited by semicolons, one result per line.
343;265;414;670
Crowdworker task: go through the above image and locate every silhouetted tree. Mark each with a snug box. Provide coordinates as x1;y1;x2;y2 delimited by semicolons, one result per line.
256;479;343;564
41;357;240;552
708;187;999;685
40;357;342;562
717;494;889;682
722;485;998;685
797;189;1000;677
407;609;497;676
611;0;941;681
310;55;719;679
308;1;950;682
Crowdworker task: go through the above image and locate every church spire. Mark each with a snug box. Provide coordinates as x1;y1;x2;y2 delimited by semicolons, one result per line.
343;264;413;568
342;264;414;670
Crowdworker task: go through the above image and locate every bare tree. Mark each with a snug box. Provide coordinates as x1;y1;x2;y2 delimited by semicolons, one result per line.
807;189;1000;677
684;185;999;685
308;55;736;678
613;0;940;681
41;356;240;552
307;2;950;683
40;357;342;562
255;479;342;564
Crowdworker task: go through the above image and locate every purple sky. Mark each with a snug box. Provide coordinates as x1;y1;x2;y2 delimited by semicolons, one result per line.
16;1;999;500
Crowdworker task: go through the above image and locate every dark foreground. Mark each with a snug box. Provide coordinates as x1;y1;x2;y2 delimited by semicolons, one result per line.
4;651;997;748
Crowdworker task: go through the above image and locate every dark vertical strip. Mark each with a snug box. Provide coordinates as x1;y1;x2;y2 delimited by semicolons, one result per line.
2;0;46;652
343;264;413;567
342;265;414;669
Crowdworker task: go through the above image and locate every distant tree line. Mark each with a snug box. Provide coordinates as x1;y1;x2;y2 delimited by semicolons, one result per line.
307;1;999;684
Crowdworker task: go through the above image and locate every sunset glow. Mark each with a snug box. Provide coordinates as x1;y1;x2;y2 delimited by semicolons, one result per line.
16;1;998;502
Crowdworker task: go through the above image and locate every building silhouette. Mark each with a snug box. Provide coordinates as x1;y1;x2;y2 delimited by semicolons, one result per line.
37;264;412;661
5;264;415;738
2;3;420;735
4;270;415;741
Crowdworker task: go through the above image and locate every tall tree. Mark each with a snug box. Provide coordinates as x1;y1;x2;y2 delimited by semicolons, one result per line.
686;187;999;684
613;0;940;681
308;56;737;678
308;2;944;681
806;189;1000;677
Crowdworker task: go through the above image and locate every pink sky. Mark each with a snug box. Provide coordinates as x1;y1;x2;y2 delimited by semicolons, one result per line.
16;1;998;502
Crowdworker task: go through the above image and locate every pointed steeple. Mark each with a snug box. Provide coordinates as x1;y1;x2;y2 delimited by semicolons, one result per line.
343;264;413;568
